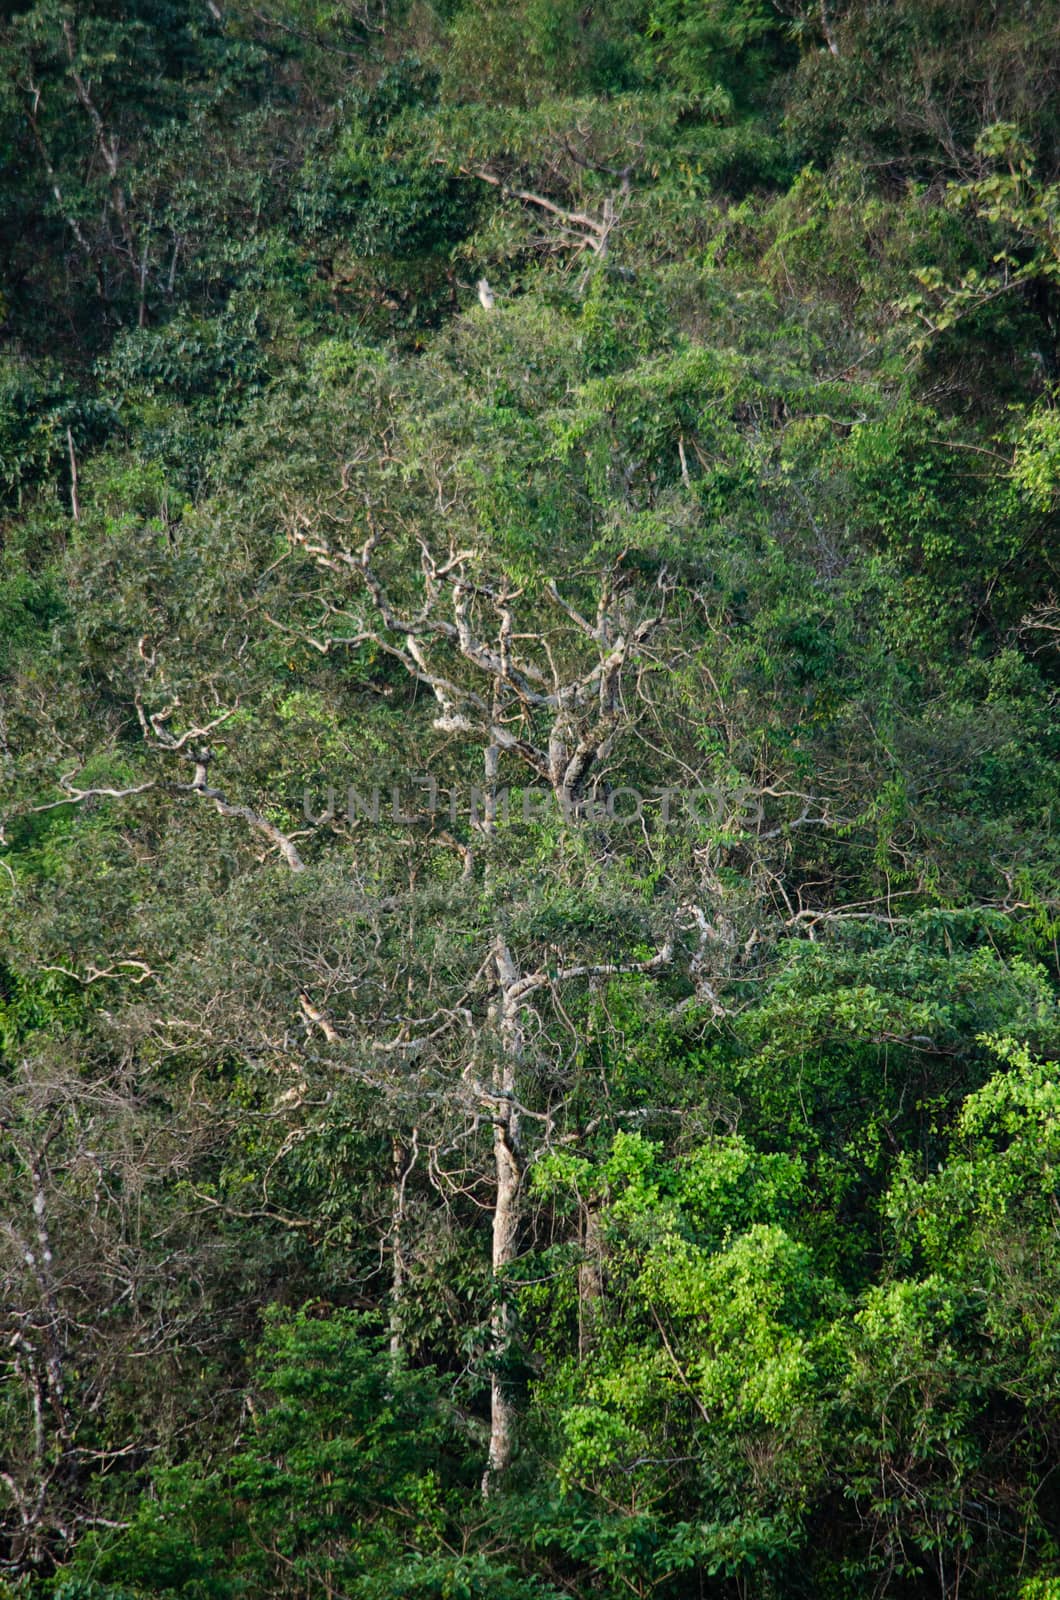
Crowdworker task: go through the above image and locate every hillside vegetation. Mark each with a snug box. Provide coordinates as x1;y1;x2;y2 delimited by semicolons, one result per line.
2;2;1060;1596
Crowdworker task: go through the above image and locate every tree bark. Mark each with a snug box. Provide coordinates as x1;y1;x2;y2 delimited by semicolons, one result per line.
388;1131;417;1361
482;937;523;1494
578;1201;604;1358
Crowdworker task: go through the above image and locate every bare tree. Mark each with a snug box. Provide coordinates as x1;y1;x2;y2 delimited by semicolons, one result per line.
272;512;677;1488
0;1053;237;1570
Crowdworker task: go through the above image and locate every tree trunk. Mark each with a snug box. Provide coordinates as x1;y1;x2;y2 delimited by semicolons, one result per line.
482;937;523;1494
578;1201;604;1358
388;1133;416;1362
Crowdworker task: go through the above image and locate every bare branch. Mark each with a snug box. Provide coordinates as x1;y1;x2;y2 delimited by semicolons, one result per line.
30;774;157;813
40;960;155;986
182;764;307;874
463;166;618;257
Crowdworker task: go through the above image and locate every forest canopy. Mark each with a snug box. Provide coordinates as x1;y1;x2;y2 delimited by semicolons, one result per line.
1;1;1060;1597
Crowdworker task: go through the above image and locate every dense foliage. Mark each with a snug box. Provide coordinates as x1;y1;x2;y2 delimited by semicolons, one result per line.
2;1;1060;1596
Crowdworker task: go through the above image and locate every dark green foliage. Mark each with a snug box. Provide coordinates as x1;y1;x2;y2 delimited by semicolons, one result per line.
2;1;1060;1597
68;1312;559;1599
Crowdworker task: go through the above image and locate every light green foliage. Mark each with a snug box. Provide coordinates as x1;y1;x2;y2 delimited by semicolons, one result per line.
905;123;1060;349
1;1;1060;1597
1013;401;1060;509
